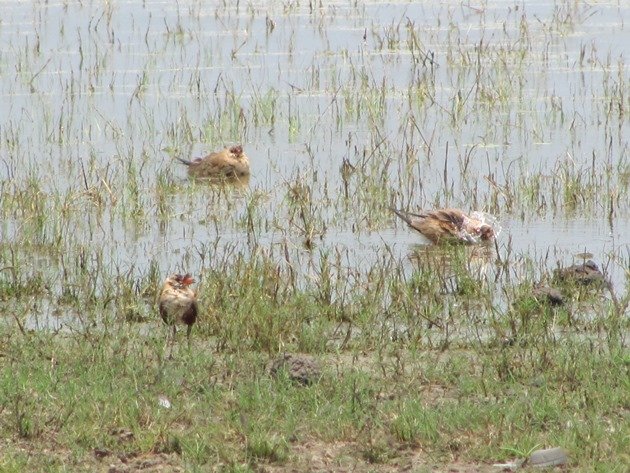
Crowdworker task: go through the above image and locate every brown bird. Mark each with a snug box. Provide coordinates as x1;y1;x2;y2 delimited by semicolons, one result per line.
531;284;565;306
553;260;606;286
391;207;495;244
158;273;199;358
176;145;249;179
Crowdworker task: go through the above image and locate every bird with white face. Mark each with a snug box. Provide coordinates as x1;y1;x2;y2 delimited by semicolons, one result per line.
176;145;250;180
391;207;496;245
158;273;198;358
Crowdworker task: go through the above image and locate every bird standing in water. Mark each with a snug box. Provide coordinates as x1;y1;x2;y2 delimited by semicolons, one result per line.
158;273;198;358
391;208;495;244
176;145;249;179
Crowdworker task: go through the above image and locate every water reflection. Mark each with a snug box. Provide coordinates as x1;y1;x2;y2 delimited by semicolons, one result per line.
188;173;251;189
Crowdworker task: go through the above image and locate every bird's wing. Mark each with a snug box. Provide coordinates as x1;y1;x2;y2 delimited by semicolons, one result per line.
158;300;169;324
423;210;478;243
433;209;480;242
202;150;240;175
181;300;199;326
432;209;466;228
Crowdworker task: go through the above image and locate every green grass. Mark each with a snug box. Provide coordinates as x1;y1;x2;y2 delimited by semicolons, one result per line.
0;250;628;470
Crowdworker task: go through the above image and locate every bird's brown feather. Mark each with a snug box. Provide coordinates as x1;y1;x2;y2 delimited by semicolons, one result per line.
392;207;494;244
184;146;250;178
181;301;199;326
158;275;198;326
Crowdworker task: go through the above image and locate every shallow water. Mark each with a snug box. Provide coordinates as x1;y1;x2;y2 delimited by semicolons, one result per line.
0;1;628;330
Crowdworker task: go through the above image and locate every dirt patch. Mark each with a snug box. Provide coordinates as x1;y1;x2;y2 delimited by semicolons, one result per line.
101;452;183;473
260;438;500;473
0;435;184;473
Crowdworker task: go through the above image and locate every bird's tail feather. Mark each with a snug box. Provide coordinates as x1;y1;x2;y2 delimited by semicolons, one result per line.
391;207;416;227
174;157;193;166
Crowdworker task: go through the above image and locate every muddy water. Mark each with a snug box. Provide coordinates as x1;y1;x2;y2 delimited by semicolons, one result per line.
0;1;628;330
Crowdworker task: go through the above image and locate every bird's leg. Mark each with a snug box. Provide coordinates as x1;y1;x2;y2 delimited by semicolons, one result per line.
163;325;171;359
186;324;192;351
168;325;176;360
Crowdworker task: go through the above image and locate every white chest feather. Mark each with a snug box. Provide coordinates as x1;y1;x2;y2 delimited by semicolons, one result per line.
161;287;195;323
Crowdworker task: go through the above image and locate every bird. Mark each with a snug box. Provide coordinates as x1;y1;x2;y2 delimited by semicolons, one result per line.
531;284;565;306
158;273;199;358
553;260;606;287
176;145;249;179
391;207;495;244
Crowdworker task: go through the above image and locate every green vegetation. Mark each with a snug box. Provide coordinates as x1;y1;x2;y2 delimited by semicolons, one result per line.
1;246;628;471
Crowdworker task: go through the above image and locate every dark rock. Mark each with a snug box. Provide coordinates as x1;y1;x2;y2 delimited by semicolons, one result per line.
93;448;111;459
269;353;322;385
109;427;134;442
